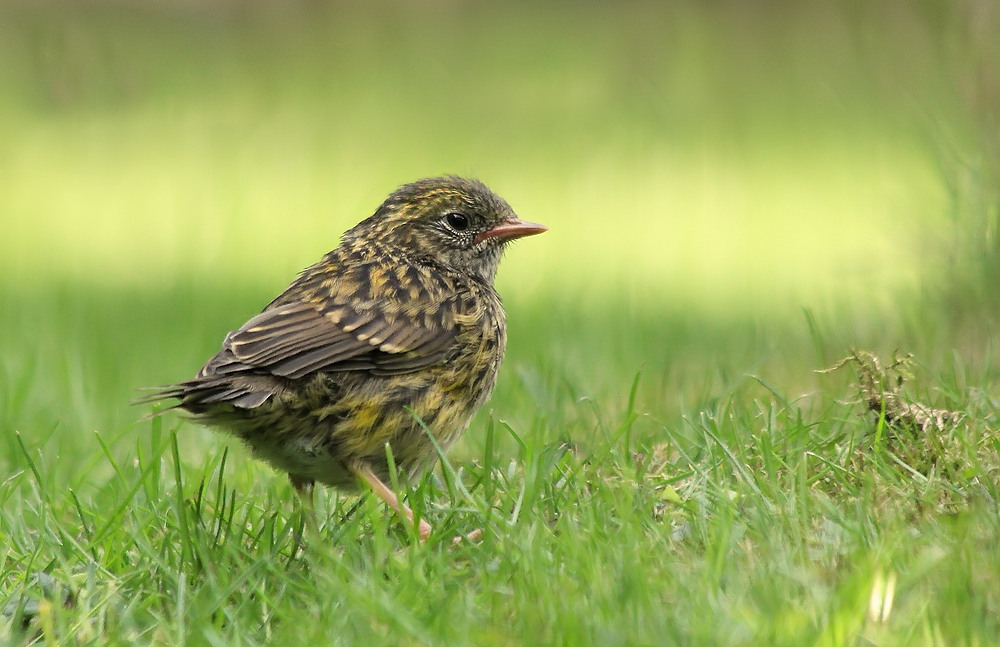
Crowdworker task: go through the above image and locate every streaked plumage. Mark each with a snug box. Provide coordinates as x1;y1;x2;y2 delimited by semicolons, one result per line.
145;176;545;540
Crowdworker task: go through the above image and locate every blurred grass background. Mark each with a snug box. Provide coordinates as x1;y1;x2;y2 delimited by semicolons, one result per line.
1;0;998;453
1;0;991;306
2;0;998;481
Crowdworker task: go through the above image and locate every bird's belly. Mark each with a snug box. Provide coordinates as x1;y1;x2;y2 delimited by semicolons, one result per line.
319;367;490;482
222;405;358;489
221;363;496;489
250;432;358;489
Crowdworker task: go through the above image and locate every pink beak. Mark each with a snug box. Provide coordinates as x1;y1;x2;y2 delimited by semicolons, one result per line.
475;217;548;245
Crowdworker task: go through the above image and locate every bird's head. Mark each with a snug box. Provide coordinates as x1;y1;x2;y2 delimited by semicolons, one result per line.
343;177;546;284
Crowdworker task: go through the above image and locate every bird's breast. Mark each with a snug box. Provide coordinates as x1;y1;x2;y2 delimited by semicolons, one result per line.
447;289;506;406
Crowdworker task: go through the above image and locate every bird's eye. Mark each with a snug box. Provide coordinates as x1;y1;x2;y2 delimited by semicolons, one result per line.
445;212;470;232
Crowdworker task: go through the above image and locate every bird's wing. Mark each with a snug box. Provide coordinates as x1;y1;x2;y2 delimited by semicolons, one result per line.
141;293;454;411
201;264;460;380
212;301;456;379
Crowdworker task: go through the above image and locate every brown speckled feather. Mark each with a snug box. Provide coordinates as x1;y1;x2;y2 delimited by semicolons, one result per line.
211;264;459;380
157;245;467;412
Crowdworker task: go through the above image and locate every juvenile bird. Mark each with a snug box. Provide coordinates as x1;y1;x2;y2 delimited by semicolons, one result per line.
146;176;545;541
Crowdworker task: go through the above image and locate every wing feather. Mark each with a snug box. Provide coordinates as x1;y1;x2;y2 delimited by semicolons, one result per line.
205;282;457;381
155;254;465;411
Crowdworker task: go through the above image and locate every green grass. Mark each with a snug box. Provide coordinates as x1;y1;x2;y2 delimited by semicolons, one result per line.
2;1;1000;645
2;285;998;645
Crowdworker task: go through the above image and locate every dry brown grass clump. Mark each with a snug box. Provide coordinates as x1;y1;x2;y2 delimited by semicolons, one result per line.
818;350;963;434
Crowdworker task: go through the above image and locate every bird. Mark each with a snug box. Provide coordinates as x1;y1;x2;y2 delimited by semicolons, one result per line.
143;176;546;542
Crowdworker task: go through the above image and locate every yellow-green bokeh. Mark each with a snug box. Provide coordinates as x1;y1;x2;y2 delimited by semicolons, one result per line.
1;1;990;317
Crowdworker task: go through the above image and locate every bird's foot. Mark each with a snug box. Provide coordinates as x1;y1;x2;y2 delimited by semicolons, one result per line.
451;528;483;546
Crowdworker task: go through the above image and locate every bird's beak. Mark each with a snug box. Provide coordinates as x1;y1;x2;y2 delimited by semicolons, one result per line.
475;217;548;245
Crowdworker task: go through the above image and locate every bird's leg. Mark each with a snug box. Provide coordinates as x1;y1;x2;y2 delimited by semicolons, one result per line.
452;528;483;546
350;461;432;542
289;475;319;537
290;475;315;507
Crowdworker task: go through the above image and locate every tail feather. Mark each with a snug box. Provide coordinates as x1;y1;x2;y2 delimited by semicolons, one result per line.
134;374;278;414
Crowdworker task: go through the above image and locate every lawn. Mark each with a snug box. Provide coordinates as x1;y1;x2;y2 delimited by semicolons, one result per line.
2;2;998;645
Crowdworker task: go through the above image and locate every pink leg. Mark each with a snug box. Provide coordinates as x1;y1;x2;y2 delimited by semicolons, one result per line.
351;462;432;542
